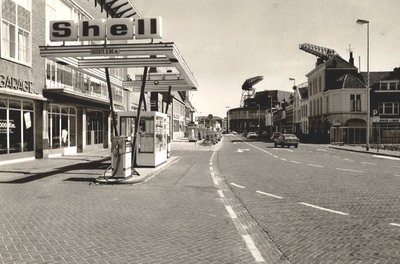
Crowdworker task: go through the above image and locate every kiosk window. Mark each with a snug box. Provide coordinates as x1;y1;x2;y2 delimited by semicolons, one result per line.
139;116;154;153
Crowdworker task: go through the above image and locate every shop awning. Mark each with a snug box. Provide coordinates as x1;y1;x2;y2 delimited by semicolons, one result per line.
39;42;198;91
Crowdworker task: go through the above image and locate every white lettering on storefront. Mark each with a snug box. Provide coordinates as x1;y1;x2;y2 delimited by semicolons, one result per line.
0;75;33;93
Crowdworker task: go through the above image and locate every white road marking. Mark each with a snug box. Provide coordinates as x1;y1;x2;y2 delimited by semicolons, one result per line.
291;161;301;164
317;149;328;152
361;161;376;165
344;158;354;162
242;235;265;262
256;191;283;199
226;206;237;218
390;223;400;227
336;168;363;173
308;164;324;168
373;155;400;161
333;156;340;158
273;148;294;152
209;151;266;263
300;202;349;216
281;158;287;161
237;149;250;153
231;183;245;189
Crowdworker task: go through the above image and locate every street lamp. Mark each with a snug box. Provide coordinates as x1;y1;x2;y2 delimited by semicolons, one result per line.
289;78;296;90
257;104;261;135
357;19;370;151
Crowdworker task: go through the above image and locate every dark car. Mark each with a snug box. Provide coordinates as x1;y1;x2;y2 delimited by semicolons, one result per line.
270;132;282;141
274;134;300;148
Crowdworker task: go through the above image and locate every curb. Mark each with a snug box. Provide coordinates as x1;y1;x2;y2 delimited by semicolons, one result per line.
96;156;180;184
329;146;400;158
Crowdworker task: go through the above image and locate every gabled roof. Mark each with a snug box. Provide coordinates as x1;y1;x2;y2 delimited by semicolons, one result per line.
360;71;392;86
336;74;365;89
325;55;357;69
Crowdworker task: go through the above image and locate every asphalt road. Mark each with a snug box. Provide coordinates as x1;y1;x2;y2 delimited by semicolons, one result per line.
217;134;400;263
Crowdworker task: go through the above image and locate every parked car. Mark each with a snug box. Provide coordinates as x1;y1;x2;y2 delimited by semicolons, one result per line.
247;132;258;139
274;134;300;148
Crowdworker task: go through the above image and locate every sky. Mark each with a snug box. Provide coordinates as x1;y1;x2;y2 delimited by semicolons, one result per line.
132;0;400;118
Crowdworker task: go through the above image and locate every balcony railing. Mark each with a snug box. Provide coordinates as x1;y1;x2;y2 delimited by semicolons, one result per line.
46;70;123;103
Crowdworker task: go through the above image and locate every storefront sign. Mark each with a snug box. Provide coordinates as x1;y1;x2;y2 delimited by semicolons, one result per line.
90;48;120;55
50;17;162;42
0;75;33;93
379;118;400;123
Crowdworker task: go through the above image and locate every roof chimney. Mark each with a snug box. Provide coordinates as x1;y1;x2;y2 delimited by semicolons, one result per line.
349;51;354;66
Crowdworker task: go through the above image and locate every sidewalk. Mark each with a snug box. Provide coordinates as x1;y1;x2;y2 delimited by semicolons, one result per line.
329;144;400;158
0;138;209;184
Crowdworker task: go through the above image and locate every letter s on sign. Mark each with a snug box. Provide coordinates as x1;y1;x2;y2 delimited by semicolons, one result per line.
50;20;78;42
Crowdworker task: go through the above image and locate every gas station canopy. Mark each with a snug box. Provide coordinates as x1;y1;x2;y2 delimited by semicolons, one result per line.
92;0;142;18
39;42;199;92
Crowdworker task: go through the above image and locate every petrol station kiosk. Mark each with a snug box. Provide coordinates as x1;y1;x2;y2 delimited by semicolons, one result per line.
118;111;168;167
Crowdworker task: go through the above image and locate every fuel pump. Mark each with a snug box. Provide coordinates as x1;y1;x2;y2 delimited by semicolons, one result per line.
111;136;132;178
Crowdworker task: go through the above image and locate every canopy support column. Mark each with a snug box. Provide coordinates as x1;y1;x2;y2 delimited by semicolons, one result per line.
132;66;149;167
105;68;118;137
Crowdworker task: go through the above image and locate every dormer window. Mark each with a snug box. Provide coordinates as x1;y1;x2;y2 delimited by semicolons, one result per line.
379;81;398;90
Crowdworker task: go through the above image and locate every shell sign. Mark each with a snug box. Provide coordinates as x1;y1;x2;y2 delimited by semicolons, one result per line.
49;17;162;42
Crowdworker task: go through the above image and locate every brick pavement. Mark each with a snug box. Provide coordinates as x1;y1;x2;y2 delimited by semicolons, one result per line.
0;139;286;264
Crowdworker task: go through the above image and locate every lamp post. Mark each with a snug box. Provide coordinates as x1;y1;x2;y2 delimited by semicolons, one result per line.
357;19;370;151
289;78;296;133
257;104;261;135
289;78;296;90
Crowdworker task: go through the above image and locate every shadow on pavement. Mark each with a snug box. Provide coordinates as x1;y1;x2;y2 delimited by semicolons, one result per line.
0;157;110;184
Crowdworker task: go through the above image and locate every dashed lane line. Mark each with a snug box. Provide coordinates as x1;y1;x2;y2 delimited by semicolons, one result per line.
308;164;324;168
344;158;354;162
300;202;349;216
336;168;363;173
281;158;287;161
362;161;376;165
290;161;301;164
256;191;283;199
230;182;245;189
390;223;400;227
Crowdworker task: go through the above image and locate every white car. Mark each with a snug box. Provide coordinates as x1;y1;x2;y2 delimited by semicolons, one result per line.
247;132;258;139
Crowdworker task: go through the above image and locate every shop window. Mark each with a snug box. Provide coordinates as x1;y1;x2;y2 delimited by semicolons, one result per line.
87;110;103;145
48;104;77;149
0;97;34;155
0;108;7;154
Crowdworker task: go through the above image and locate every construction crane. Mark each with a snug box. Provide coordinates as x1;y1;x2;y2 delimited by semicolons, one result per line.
240;76;264;108
299;43;340;61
